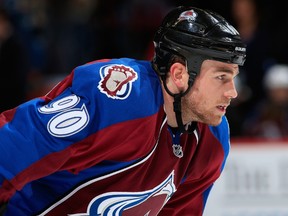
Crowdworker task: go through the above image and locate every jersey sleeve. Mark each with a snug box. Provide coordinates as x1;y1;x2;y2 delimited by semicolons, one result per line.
0;60;109;200
0;58;163;203
0;70;77;201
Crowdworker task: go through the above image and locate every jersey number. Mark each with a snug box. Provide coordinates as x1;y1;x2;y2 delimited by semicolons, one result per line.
38;95;89;137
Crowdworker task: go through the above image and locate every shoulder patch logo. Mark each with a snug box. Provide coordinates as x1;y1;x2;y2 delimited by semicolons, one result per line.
98;64;138;99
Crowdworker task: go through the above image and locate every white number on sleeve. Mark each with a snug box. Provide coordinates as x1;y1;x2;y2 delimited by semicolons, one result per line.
38;94;80;114
38;95;90;137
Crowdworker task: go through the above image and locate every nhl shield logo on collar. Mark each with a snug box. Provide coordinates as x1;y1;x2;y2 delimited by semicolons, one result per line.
172;144;183;158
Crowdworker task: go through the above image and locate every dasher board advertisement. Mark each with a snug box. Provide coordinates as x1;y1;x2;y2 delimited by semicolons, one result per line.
204;140;288;216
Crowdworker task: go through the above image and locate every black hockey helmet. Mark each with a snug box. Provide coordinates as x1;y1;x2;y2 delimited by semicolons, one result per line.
152;6;246;133
153;6;246;88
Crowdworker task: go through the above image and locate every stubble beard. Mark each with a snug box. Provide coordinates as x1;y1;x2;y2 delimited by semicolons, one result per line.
181;95;223;126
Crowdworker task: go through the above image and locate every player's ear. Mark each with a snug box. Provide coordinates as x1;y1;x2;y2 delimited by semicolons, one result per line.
169;62;187;89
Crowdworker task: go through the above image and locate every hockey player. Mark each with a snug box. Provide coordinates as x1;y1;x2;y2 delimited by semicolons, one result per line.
0;6;246;216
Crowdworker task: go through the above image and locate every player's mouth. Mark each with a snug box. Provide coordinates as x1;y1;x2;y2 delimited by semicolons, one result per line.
216;105;228;113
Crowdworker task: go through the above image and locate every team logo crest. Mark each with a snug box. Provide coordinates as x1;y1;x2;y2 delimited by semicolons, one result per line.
178;9;197;22
69;171;176;216
98;64;138;99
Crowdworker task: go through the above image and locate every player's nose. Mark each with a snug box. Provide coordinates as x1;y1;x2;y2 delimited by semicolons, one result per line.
224;81;238;99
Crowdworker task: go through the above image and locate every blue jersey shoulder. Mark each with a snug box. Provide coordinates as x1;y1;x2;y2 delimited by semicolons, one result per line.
209;116;230;170
70;58;163;130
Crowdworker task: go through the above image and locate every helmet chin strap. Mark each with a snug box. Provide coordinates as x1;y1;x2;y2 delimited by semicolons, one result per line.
152;60;199;133
173;93;186;133
162;75;195;134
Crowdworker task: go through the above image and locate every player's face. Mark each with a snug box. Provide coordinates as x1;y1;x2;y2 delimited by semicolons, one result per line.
182;60;239;126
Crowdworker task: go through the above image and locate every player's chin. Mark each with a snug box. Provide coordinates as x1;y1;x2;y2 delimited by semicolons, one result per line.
207;115;223;126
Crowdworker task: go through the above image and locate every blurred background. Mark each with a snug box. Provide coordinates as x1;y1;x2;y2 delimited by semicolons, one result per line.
1;0;288;140
1;0;288;215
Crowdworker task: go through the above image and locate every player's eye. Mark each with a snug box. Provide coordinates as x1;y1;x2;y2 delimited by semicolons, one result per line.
217;75;225;80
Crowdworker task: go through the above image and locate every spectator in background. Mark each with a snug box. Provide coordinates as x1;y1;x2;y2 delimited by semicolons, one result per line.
89;0;172;61
230;0;270;99
0;7;29;112
225;75;252;137
243;64;288;138
226;0;271;137
44;0;97;75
